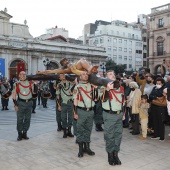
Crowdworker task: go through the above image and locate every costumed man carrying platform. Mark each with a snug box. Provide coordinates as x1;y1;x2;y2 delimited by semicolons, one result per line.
56;73;74;138
100;70;125;166
73;71;98;158
53;80;62;131
12;71;34;141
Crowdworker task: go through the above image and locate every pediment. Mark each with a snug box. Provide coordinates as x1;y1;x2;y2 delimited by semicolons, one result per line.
0;10;12;20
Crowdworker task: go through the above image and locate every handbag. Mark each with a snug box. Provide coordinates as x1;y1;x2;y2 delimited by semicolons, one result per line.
152;96;167;107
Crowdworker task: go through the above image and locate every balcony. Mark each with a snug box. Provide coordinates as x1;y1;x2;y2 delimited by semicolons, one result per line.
157;24;164;28
153;51;167;56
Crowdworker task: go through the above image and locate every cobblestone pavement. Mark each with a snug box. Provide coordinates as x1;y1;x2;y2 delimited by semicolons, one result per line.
0;98;170;170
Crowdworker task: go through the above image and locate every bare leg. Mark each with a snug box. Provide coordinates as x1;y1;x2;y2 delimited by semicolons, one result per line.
76;58;98;74
70;64;83;76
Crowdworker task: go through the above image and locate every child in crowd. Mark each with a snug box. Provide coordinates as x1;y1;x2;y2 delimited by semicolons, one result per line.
139;95;150;140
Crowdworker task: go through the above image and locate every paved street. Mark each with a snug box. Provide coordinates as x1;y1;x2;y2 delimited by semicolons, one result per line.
0;98;170;170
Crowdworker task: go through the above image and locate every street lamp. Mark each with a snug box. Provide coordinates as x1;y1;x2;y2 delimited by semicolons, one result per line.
100;63;106;76
43;58;51;70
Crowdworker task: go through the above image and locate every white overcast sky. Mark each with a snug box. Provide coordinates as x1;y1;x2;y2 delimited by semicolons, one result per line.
1;0;170;38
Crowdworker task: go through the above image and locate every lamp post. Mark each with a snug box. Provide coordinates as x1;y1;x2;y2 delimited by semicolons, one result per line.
100;62;106;77
43;58;51;70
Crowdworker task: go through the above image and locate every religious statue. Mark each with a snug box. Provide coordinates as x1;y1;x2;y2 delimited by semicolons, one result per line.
36;58;99;76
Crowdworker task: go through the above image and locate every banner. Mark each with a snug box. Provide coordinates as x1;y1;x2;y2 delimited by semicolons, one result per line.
17;62;25;75
0;58;5;79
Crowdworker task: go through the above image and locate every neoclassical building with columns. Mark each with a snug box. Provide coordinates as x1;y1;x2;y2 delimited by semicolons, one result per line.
148;3;170;75
0;9;106;79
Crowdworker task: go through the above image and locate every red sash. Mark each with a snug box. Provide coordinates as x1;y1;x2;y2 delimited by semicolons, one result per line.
16;81;32;96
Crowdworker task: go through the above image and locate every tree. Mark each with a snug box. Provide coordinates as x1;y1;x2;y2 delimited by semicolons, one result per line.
106;59;126;75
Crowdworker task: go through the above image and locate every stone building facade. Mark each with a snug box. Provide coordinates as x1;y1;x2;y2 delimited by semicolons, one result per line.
0;9;106;79
148;3;170;74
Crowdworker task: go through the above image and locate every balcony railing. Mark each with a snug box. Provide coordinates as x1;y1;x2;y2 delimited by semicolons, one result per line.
153;51;166;56
157;24;164;28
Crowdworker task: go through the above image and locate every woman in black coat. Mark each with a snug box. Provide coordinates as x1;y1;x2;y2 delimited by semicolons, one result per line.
149;77;166;141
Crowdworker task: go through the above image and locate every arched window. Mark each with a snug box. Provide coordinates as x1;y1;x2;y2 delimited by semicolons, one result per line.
10;59;23;67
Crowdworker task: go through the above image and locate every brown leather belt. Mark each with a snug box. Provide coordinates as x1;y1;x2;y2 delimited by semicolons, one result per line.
77;106;93;111
103;109;121;114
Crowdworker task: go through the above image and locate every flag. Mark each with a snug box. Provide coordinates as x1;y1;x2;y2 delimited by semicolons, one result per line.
17;62;25;75
0;58;5;78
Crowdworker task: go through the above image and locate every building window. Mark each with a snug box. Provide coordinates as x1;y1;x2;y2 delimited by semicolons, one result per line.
143;37;146;42
124;40;127;45
129;64;132;69
157;42;163;56
119;47;122;51
113;55;117;58
136;50;142;54
113;47;117;51
136;42;142;46
129;41;132;45
158;18;164;28
124;56;127;60
100;38;104;43
129;48;132;54
143;53;146;58
119;55;122;59
94;39;98;44
132;34;134;39
124;48;127;52
129;56;132;61
113;38;117;43
107;54;111;60
142;29;147;34
108;37;111;42
143;45;147;50
128;33;131;38
143;61;147;66
119;39;122;43
108;46;111;51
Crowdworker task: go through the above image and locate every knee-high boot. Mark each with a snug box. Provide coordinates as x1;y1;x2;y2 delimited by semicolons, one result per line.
113;151;121;165
78;142;84;157
84;142;95;156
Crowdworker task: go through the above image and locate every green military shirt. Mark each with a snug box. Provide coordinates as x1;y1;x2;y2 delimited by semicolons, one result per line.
13;80;34;100
101;88;123;111
56;80;73;104
73;82;95;108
